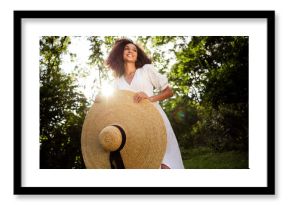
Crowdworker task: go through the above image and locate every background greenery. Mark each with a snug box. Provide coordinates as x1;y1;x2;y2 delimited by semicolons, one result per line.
39;36;248;169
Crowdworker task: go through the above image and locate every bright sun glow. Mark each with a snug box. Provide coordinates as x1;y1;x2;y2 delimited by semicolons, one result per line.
101;82;114;97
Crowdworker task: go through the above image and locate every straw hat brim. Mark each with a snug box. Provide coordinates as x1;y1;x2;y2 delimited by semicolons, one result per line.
81;90;167;169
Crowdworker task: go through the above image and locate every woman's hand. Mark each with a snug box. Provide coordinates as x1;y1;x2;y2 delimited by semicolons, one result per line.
133;92;149;103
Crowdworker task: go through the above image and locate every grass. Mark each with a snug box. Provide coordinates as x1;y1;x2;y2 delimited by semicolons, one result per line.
182;147;248;169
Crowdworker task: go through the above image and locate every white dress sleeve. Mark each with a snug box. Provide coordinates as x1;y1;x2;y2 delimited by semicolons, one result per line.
144;64;169;91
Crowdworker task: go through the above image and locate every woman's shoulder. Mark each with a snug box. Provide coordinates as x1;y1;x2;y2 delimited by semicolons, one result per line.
139;64;154;73
141;63;154;69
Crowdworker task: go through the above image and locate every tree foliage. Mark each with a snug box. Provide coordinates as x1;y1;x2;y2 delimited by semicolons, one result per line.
40;36;87;168
166;36;249;151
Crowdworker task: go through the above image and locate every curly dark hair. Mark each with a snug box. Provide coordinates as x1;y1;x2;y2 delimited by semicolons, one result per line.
106;38;152;77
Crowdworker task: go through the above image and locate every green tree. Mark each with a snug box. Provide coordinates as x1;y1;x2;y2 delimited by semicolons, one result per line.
40;36;87;168
168;36;249;152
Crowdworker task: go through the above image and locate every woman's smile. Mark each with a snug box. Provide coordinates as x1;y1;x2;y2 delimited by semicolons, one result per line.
123;43;138;62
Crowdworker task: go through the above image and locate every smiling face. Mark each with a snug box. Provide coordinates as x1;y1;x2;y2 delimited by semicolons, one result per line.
107;38;151;77
123;43;138;63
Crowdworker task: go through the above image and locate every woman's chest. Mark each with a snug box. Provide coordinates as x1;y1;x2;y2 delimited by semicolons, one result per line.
118;70;153;94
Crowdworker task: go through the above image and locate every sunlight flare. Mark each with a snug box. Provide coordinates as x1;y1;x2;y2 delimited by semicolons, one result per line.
101;82;114;97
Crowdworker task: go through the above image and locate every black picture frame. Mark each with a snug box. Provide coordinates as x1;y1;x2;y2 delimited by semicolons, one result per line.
14;10;275;195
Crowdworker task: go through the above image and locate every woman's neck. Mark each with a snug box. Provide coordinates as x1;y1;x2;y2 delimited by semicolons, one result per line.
124;62;136;76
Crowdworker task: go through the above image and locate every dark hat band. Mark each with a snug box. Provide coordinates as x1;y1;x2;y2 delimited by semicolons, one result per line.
109;125;126;169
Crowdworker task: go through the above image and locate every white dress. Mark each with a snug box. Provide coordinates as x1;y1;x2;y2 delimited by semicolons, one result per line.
114;64;184;169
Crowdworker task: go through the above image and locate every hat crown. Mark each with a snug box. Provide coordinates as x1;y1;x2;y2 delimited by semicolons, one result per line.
99;125;122;152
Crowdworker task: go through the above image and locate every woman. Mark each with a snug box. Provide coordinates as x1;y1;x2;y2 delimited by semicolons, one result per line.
104;38;184;169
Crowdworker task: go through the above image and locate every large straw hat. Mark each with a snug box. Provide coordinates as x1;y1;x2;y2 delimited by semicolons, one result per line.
81;90;167;169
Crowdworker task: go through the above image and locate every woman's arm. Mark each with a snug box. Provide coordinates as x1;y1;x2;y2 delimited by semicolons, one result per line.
149;86;174;103
133;86;174;103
